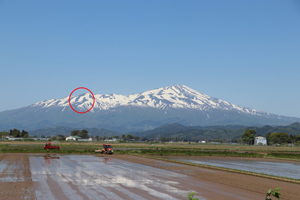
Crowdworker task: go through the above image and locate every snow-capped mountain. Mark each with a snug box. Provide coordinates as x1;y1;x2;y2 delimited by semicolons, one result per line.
0;85;299;132
32;85;261;115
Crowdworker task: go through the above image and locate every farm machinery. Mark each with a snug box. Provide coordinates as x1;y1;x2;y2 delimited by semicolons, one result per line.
44;142;60;150
95;144;114;154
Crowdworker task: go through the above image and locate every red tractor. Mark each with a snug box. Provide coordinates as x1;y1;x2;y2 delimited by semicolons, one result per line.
44;142;60;150
95;144;114;154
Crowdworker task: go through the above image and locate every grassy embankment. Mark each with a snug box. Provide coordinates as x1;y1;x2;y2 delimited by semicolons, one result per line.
0;141;299;160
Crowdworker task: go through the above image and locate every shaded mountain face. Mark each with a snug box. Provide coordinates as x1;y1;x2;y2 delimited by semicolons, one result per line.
0;85;299;132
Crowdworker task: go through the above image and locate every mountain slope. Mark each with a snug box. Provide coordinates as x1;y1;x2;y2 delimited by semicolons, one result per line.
0;85;299;132
32;85;269;115
143;122;300;140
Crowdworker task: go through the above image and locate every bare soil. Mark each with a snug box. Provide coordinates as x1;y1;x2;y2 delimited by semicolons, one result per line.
0;153;36;200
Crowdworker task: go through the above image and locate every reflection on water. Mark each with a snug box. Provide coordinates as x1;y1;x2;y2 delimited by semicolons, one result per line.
29;155;207;200
172;157;300;179
0;158;24;182
43;155;60;165
102;157;111;165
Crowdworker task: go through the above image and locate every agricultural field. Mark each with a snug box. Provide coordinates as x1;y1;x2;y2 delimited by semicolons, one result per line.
0;141;299;199
1;141;300;159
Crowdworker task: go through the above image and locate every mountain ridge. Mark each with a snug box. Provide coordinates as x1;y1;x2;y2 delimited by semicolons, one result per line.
32;85;266;115
0;85;299;131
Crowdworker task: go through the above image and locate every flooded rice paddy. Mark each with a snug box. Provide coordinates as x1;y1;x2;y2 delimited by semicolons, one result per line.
29;154;206;200
170;157;300;179
3;153;299;200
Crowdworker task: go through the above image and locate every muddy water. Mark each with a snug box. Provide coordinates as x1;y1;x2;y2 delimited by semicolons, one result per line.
3;154;295;199
0;154;36;199
29;155;207;200
170;157;300;179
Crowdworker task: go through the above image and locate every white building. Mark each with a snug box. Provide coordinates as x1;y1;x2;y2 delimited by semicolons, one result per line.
254;136;267;145
66;136;81;141
104;138;117;142
78;138;94;142
8;137;24;140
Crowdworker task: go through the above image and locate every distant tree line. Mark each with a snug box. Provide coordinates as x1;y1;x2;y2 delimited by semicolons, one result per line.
266;132;300;145
242;129;257;145
2;127;299;145
241;129;300;145
71;130;89;139
121;134;140;141
0;129;29;138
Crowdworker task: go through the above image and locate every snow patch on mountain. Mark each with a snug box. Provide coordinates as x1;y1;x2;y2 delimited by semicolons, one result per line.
31;85;263;115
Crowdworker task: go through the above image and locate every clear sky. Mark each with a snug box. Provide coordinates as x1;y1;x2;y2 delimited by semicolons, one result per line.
1;0;300;117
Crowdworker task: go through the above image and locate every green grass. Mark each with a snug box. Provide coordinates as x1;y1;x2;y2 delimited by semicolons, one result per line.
0;143;99;154
0;141;299;160
127;148;264;157
267;153;300;159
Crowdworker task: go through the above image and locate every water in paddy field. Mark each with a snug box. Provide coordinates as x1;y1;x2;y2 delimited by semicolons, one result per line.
170;157;300;179
29;155;207;200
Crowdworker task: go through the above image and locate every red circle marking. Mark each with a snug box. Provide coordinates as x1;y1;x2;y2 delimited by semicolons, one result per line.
69;87;95;114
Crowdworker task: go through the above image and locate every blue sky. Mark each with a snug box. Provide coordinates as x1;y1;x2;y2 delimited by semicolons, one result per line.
1;0;300;117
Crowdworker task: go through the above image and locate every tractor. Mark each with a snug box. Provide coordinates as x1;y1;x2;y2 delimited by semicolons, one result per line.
95;144;114;154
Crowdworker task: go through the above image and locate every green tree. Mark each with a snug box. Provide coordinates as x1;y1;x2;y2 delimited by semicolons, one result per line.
266;133;271;145
289;134;296;144
21;130;29;138
296;134;300;142
57;134;66;141
127;134;135;140
268;132;289;145
71;130;80;136
10;129;21;137
242;129;256;145
121;135;126;140
70;130;89;139
78;129;89;139
0;131;8;137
